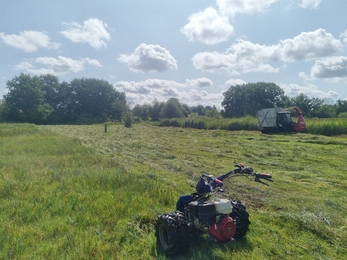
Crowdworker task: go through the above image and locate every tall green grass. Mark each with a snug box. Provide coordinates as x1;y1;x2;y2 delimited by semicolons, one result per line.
161;116;347;136
305;118;347;136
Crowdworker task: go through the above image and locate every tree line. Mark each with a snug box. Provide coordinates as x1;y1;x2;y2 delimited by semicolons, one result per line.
132;82;347;120
1;74;347;124
1;73;127;124
221;82;347;118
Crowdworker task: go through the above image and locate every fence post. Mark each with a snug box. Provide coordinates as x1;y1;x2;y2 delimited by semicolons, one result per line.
104;124;107;133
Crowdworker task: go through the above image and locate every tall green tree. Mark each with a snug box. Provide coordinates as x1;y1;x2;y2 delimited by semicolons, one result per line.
149;99;164;121
160;98;185;118
221;82;284;117
0;99;5;121
191;105;206;116
290;93;323;117
205;105;220;118
276;95;294;109
132;103;151;120
47;81;76;123
181;103;191;117
4;73;52;123
58;78;126;123
39;74;60;109
4;74;127;124
336;100;347;116
110;96;127;121
309;104;337;118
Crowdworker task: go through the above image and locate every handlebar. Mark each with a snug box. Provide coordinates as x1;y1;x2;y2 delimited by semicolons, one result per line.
201;164;273;190
254;173;273;186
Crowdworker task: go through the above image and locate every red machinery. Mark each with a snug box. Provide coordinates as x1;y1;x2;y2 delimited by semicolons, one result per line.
256;107;306;133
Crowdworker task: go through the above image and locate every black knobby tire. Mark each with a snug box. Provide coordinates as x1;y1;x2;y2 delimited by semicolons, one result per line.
155;211;190;256
230;200;250;239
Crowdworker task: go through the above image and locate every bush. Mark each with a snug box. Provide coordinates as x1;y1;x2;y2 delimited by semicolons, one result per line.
123;112;133;128
338;112;347;118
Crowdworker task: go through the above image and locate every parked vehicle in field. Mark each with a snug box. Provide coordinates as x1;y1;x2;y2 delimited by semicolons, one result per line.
155;164;273;256
256;107;306;133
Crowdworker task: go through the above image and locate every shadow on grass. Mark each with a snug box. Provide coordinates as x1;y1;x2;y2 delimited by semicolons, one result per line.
153;235;253;260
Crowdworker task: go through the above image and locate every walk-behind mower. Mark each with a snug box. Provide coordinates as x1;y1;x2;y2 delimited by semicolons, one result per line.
155;163;273;256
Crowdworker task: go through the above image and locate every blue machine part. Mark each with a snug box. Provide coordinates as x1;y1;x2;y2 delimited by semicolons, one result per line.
176;195;193;212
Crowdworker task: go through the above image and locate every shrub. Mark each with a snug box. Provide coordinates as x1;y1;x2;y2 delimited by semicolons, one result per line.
338;112;347;118
123;112;133;128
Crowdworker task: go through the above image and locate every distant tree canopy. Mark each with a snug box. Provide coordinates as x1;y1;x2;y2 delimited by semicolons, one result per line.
2;73;126;124
222;82;285;117
4;73;52;124
132;99;220;121
280;93;324;117
160;98;186;118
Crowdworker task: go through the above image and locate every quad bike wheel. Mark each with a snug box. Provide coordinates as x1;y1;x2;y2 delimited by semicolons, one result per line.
230;200;250;239
155;211;190;256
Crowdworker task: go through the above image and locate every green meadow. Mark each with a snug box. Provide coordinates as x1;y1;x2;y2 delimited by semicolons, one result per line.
0;123;346;259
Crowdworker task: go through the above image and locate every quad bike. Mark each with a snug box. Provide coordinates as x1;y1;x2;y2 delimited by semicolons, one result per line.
155;163;273;256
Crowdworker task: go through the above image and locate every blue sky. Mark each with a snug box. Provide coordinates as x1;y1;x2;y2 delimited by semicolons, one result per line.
1;0;347;108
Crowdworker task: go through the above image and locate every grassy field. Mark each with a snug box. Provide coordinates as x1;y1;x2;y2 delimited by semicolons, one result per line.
0;123;346;259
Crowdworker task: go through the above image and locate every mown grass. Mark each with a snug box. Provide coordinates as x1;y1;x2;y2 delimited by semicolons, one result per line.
160;116;259;131
0;124;180;259
1;123;347;259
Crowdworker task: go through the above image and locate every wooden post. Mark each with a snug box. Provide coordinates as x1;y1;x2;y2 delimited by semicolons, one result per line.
104;124;107;133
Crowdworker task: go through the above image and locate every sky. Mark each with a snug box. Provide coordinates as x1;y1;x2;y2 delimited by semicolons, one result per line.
1;0;347;109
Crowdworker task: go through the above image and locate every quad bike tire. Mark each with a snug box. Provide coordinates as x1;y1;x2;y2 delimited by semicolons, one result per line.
155;211;190;256
230;200;250;239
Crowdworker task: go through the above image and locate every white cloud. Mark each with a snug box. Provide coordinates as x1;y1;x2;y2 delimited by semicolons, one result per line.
298;71;311;81
185;77;213;88
192;51;235;73
181;7;234;45
162;88;181;97
340;30;347;45
280;83;340;99
297;0;321;9
118;43;177;73
14;56;102;75
192;29;342;75
143;79;184;89
311;56;347;79
188;88;222;102
299;56;347;83
225;79;247;86
0;31;60;52
61;18;110;49
217;0;279;16
114;78;222;107
114;79;184;93
192;48;281;75
280;29;341;61
84;58;102;67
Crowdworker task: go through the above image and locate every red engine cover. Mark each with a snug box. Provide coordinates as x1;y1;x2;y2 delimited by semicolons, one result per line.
207;216;236;242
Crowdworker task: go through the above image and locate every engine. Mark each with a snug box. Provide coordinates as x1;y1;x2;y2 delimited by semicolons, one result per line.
207;216;236;242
